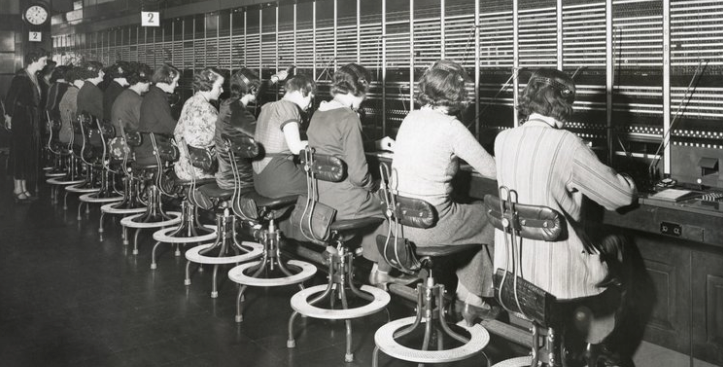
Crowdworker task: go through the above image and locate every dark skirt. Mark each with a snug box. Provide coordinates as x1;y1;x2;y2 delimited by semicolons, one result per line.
8;108;41;182
253;155;307;198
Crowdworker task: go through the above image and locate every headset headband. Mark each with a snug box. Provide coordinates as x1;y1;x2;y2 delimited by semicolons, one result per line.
530;76;574;98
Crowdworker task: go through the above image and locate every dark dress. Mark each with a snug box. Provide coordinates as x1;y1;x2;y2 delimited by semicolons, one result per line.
45;82;69;121
215;98;256;191
136;85;176;165
4;69;43;182
103;81;125;122
77;83;104;120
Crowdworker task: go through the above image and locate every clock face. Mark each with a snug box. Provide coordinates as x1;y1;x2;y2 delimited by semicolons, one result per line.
25;5;49;26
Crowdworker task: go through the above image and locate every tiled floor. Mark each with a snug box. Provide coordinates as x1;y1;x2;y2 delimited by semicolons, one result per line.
0;175;509;367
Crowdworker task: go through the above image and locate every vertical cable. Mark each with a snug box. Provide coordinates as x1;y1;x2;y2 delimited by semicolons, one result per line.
382;0;387;136
410;0;415;112
313;1;317;81
474;0;480;137
606;0;614;165
557;0;563;71
440;0;445;59
513;0;519;128
663;0;671;177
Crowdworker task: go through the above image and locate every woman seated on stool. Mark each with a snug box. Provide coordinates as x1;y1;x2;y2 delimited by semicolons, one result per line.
493;68;636;363
391;59;497;323
252;75;315;198
216;67;287;192
173;67;225;181
135;63;180;166
306;63;403;288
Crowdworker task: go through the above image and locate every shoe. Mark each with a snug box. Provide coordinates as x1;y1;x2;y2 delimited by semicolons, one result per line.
455;300;501;326
13;192;30;204
23;191;38;201
368;267;419;291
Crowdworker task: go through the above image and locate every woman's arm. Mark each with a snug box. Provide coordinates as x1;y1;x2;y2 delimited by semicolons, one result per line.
342;114;375;190
282;122;308;154
450;118;497;179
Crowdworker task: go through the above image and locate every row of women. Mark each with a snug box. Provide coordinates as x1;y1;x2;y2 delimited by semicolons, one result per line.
5;47;637;364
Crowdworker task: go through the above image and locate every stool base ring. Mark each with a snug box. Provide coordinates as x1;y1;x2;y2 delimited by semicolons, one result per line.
101;203;147;215
79;193;124;203
120;212;182;229
185;241;264;265
47;178;85;185
291;284;390;320
153;224;217;244
228;259;317;287
492;356;533;367
375;316;489;364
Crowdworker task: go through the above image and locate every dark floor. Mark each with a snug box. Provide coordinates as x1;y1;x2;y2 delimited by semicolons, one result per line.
0;171;510;366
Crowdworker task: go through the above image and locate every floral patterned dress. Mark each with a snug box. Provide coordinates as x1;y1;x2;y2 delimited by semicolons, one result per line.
173;93;217;180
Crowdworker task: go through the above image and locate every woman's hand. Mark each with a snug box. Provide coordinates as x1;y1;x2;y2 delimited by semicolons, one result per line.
375;136;395;152
270;69;290;84
4;114;11;131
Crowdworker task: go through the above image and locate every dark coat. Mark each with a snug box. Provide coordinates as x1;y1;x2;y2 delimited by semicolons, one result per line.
4;69;42;181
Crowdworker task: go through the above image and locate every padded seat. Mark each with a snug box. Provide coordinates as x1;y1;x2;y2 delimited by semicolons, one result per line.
243;192;297;210
330;217;384;232
415;243;480;257
131;162;158;171
174;177;215;187
197;183;234;200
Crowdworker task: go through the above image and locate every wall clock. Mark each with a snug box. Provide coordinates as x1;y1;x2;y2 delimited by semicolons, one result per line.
24;3;49;26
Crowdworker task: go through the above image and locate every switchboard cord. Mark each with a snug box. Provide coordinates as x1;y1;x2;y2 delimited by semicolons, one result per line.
647;60;707;179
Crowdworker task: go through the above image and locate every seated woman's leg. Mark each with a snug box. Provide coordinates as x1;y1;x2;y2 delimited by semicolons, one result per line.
254;156;307;198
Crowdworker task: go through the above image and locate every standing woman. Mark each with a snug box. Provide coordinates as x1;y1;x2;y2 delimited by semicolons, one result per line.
3;48;49;202
391;60;497;323
173;67;224;181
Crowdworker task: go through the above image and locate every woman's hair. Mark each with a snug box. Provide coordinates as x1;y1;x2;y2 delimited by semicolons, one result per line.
24;48;49;66
229;68;261;99
106;61;130;79
518;68;576;122
127;62;152;86
152;63;180;84
192;67;223;93
284;74;316;97
41;60;57;77
330;63;371;97
416;59;469;114
81;61;104;80
50;65;69;83
67;67;85;83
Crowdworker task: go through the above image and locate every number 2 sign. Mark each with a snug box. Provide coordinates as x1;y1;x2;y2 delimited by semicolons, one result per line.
29;31;42;42
141;11;160;27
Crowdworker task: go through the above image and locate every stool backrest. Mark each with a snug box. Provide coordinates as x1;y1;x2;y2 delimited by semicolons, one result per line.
223;134;261;220
484;186;564;326
375;163;431;274
294;146;344;244
223;134;259;160
299;147;346;183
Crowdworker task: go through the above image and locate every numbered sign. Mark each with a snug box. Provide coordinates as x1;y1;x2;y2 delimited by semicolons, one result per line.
141;11;160;27
29;31;42;42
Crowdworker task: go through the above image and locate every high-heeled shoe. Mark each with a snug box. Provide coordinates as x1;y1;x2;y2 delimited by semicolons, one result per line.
13;192;30;204
368;267;419;291
455;300;501;326
23;191;38;201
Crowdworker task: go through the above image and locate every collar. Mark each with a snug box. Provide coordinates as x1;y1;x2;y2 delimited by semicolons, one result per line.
526;113;563;128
